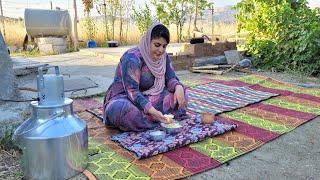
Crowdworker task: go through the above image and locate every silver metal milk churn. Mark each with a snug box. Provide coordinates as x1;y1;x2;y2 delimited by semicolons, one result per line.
13;66;88;180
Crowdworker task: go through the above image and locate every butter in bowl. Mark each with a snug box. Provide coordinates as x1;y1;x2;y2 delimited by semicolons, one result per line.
164;114;174;123
161;121;183;134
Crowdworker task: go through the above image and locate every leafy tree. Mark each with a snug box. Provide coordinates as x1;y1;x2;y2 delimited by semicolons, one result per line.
119;0;134;44
132;4;154;35
235;0;320;75
198;0;212;17
82;0;93;16
191;0;213;38
108;0;120;40
95;0;120;40
119;0;125;43
152;0;212;42
82;0;95;41
81;16;96;40
152;0;193;42
124;0;135;43
95;0;109;42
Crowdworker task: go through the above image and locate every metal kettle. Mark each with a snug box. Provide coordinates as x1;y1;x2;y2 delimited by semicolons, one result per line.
13;66;88;180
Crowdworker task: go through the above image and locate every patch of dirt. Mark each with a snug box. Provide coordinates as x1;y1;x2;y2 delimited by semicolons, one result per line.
225;70;320;86
0;149;22;180
255;71;320;85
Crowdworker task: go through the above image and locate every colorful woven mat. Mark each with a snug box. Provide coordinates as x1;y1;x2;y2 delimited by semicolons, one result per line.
75;75;320;179
111;119;237;159
187;82;278;114
110;81;277;159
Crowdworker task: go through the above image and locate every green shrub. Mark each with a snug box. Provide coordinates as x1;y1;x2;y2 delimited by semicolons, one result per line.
0;129;19;151
81;16;97;41
236;0;320;76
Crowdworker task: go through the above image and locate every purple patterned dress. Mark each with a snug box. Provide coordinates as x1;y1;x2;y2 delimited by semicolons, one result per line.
103;47;187;132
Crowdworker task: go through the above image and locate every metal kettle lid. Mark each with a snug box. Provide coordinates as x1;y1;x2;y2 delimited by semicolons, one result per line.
31;98;73;108
37;66;65;106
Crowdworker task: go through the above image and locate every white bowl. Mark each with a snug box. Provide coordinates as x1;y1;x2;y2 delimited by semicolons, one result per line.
160;121;183;134
149;130;166;141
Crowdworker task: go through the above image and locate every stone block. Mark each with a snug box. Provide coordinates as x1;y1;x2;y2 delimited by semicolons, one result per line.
213;41;237;56
183;43;214;57
170;54;194;71
37;37;66;46
224;50;242;64
38;44;67;55
53;45;67;54
239;58;252;67
212;42;227;56
37;37;67;55
193;56;228;67
226;41;237;50
38;43;54;55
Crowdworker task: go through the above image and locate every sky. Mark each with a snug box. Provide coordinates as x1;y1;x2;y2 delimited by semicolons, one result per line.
1;0;319;19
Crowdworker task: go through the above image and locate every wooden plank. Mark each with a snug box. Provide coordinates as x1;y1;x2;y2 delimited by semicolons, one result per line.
234;67;253;74
191;69;224;75
222;64;238;74
192;64;232;70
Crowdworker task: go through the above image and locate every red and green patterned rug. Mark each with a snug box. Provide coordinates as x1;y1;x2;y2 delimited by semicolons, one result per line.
74;75;320;179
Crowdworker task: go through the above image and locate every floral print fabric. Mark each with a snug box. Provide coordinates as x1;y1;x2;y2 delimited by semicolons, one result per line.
111;115;237;159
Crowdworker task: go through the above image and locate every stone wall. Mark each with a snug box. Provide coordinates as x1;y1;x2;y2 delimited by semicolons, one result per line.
182;43;215;57
171;41;237;70
213;41;237;56
170;54;194;71
0;33;16;100
0;33;29;138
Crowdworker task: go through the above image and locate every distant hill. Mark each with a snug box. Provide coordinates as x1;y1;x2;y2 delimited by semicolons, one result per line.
202;3;319;23
214;6;237;23
89;5;238;24
89;3;318;24
202;5;237;24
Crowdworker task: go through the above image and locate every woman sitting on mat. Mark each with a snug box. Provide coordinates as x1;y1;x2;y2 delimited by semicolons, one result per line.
103;22;188;132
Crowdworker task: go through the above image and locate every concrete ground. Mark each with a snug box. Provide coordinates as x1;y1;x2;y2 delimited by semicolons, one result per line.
21;46;320;180
16;52;115;99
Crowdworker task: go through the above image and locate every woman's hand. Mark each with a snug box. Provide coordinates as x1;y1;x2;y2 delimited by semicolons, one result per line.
174;85;186;108
148;107;172;124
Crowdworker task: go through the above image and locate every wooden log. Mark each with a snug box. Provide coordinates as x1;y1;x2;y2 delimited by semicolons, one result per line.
191;69;224;75
222;64;238;74
234;67;253;74
192;64;233;70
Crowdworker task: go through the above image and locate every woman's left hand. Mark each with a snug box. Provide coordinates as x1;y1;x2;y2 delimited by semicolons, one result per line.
174;85;186;108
